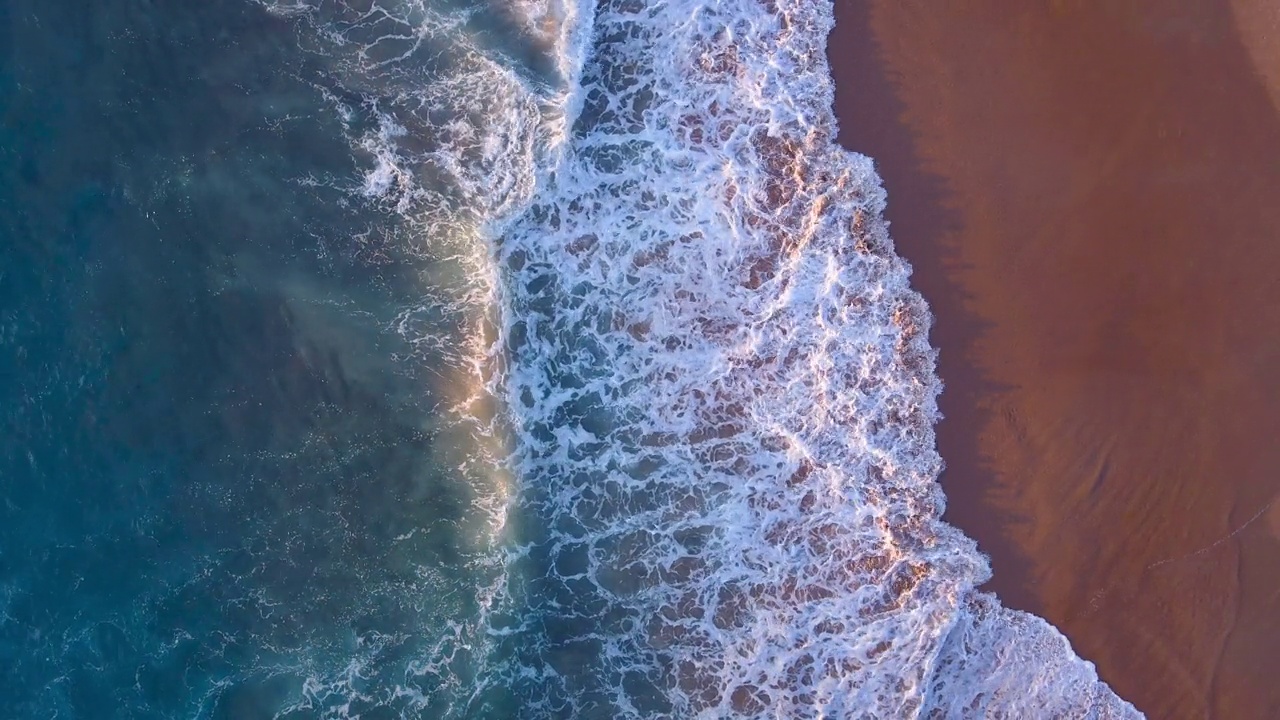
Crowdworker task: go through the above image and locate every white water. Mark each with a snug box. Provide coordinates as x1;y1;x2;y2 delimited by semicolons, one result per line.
486;0;1144;717
262;0;1144;716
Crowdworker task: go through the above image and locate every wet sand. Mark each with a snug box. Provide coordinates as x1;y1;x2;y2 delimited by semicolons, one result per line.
828;2;1280;717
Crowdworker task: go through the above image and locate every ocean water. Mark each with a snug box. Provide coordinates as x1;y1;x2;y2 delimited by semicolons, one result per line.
0;0;1140;718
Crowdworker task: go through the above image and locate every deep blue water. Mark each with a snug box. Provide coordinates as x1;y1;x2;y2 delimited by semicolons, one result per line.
0;2;498;717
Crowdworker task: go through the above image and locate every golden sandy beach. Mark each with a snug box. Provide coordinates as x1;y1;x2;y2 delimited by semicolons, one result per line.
829;1;1280;717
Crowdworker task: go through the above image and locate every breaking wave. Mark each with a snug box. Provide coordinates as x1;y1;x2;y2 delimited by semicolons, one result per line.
248;0;592;715
482;0;1143;717
265;0;1142;716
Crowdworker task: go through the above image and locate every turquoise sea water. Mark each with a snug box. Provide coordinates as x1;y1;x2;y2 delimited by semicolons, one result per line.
0;1;526;716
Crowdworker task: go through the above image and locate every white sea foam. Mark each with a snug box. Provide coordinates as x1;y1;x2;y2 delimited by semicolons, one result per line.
487;0;1144;717
261;0;1143;715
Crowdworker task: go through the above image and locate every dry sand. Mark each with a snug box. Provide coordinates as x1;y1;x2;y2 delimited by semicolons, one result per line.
828;1;1280;717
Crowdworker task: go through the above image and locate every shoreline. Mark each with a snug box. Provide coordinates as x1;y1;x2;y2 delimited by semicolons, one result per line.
828;2;1280;717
